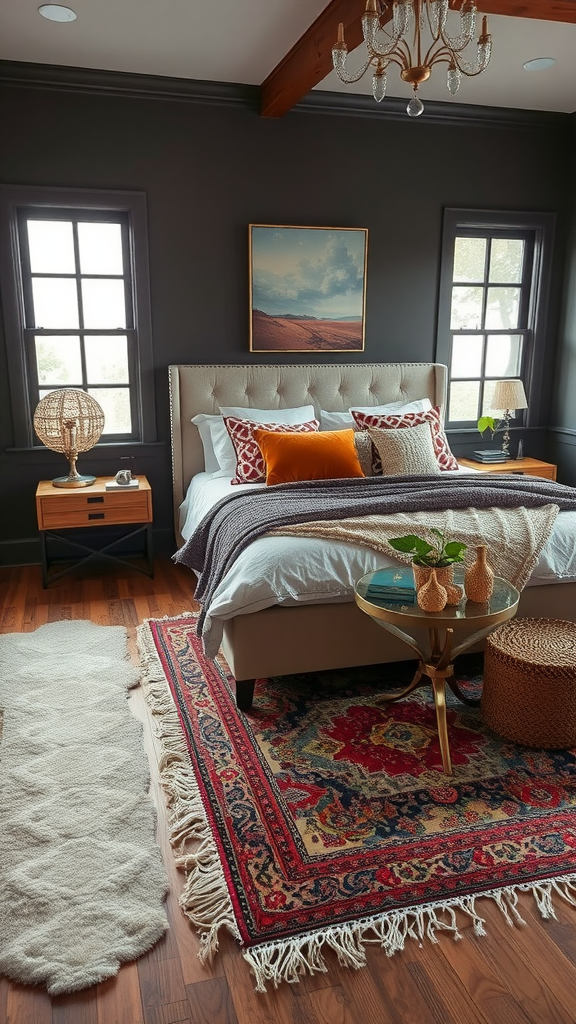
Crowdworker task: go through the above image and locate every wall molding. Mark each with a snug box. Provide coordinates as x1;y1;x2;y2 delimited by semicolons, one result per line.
548;426;576;442
0;59;570;131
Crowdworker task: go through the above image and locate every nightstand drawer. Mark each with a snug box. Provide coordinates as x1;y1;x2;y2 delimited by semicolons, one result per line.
39;496;151;530
36;480;153;531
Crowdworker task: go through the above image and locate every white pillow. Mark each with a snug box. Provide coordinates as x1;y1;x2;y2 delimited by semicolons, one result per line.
191;414;228;475
319;410;355;431
367;421;441;477
350;398;432;416
320;399;432;432
193;405;316;474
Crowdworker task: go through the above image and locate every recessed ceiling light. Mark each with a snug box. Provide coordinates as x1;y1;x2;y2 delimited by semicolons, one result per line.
38;5;77;22
523;57;556;72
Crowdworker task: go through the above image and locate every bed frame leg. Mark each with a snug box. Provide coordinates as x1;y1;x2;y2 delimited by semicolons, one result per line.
235;679;255;711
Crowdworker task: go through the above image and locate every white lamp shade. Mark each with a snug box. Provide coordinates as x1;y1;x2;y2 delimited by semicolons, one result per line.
492;379;528;413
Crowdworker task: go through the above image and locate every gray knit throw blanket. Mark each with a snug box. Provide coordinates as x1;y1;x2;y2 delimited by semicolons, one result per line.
175;473;576;636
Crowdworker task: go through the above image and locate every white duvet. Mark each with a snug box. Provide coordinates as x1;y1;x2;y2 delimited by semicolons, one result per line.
179;471;576;658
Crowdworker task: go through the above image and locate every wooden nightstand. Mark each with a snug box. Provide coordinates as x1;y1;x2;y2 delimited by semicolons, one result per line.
36;475;154;587
458;457;557;481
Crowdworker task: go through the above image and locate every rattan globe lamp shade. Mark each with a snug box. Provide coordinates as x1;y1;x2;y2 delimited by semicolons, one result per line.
33;389;105;488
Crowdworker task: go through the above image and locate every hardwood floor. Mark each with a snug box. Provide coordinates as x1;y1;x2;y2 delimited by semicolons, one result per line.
1;558;576;1024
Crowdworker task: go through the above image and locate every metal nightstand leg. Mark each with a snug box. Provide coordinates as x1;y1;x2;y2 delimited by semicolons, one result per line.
146;522;154;577
40;531;49;589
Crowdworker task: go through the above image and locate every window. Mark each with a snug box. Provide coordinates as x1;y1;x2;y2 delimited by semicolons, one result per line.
436;210;555;430
0;186;156;447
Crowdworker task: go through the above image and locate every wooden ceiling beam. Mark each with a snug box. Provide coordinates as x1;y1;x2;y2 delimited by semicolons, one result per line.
477;2;576;21
260;0;384;118
260;0;576;119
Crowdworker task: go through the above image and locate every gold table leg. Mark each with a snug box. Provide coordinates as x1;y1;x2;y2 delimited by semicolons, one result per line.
371;623;457;775
374;665;424;704
429;667;453;775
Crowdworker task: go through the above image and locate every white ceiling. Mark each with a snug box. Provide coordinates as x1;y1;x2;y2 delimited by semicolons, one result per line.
1;0;576;114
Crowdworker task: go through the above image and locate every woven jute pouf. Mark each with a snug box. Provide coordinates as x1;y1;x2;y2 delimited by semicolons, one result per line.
481;617;576;748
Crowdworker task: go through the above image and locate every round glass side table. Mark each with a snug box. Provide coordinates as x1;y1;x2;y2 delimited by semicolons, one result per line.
354;570;519;775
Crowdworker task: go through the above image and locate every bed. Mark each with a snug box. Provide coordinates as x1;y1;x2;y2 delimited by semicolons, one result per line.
169;362;576;708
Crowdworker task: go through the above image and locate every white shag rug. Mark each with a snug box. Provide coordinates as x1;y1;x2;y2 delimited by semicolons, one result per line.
0;619;169;995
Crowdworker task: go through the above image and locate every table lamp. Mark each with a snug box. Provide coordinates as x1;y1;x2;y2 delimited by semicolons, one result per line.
33;388;105;487
492;379;528;459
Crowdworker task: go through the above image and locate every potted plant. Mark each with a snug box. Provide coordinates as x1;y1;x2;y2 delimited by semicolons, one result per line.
388;529;467;602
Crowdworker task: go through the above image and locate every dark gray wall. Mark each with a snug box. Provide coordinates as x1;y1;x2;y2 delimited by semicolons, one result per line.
549;113;576;484
0;65;572;564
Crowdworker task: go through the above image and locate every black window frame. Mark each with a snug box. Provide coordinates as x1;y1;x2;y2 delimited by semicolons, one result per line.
436;209;556;432
0;185;156;448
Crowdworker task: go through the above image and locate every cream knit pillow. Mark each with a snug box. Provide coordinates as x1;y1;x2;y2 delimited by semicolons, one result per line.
367;421;441;477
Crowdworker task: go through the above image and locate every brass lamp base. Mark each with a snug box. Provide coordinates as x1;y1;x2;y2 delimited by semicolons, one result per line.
52;474;96;488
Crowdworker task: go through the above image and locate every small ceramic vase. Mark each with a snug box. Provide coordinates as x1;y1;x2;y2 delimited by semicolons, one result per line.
464;545;494;603
416;569;448;612
445;582;464;606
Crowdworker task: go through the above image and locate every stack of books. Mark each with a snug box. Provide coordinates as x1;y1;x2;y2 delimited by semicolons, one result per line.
365;567;416;605
471;450;508;464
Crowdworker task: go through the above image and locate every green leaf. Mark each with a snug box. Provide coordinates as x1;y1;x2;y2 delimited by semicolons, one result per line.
429;527;445;542
444;541;467;561
388;535;433;558
477;415;496;435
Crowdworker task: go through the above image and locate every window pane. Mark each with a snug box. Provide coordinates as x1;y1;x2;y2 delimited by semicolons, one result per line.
451;334;483;377
450;286;483;329
81;279;126;328
31;278;79;328
78;222;123;275
27;220;75;274
486;334;523;377
89;388;131;434
35;336;82;385
489;238;524;284
453;237;486;282
485;287;520;329
482;380;500;416
449;380;480;422
85;336;129;384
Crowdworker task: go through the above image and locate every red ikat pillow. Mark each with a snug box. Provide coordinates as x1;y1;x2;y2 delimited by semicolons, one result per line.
350;406;458;472
224;415;320;484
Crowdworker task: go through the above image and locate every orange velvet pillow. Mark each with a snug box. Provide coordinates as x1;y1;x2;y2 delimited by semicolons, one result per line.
252;427;364;485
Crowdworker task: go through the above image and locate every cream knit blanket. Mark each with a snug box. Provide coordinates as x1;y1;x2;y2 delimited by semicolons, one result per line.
269;504;560;590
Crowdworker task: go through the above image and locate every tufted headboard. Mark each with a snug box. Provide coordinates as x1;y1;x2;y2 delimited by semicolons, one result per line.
168;362;447;537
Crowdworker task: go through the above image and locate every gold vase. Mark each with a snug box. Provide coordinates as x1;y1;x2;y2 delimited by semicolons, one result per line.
416;568;448;612
464;545;494;603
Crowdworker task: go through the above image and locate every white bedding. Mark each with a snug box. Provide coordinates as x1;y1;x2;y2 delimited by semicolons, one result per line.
179;471;576;659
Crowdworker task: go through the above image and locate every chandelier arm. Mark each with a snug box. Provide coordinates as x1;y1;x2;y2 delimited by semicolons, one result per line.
332;52;374;84
453;54;491;76
379;53;406;72
364;26;408;60
424;0;442;44
437;5;476;54
394;38;412;65
426;45;460;66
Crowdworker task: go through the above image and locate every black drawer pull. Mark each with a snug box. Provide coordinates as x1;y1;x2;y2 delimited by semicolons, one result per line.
87;496;104;504
88;512;105;520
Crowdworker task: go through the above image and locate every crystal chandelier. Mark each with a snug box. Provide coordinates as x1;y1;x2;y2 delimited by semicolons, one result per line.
332;0;492;117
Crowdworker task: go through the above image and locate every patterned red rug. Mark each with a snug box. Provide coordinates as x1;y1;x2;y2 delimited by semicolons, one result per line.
138;613;576;991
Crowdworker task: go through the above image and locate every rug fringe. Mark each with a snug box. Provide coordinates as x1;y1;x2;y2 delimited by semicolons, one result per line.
137;619;241;962
242;876;576;992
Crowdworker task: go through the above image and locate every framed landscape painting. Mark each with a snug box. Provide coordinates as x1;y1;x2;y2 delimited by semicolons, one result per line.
249;224;368;353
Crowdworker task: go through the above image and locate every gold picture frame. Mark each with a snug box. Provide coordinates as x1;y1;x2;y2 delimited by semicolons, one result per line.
249;224;368;353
